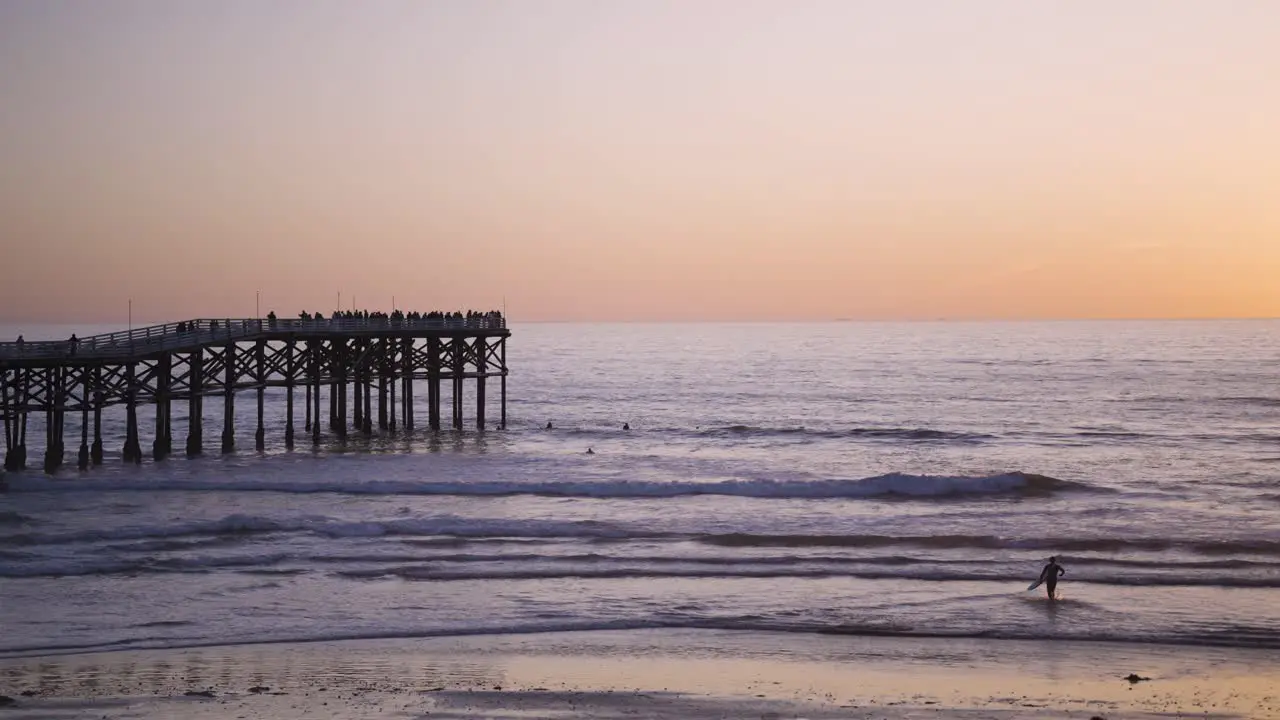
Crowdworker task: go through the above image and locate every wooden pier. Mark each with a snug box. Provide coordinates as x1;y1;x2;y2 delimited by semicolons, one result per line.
0;316;509;474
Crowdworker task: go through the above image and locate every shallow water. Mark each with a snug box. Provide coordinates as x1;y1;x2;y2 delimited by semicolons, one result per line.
2;320;1279;657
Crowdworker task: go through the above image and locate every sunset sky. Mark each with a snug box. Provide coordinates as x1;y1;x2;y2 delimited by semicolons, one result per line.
1;1;1277;323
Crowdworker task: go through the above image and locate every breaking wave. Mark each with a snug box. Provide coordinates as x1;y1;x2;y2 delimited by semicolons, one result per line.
697;533;1280;556
0;471;1095;501
699;425;994;442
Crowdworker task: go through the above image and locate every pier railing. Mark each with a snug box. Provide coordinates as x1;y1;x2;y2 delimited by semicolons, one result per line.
0;316;508;361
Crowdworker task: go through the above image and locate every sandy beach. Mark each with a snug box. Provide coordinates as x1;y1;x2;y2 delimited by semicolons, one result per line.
2;629;1276;719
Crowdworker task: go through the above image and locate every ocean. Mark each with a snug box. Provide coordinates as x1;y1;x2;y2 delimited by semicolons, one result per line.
2;320;1278;659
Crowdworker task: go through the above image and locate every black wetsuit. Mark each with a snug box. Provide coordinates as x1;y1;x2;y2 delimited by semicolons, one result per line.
1042;560;1065;599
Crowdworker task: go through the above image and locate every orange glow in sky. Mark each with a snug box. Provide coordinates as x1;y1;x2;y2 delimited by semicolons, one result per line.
1;1;1277;322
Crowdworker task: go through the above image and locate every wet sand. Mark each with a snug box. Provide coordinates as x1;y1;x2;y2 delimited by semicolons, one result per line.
1;629;1276;718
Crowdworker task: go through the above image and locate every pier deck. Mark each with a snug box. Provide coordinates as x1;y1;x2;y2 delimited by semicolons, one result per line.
0;317;510;473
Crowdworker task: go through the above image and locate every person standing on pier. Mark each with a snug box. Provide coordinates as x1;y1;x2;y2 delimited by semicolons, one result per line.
15;335;23;353
68;334;79;356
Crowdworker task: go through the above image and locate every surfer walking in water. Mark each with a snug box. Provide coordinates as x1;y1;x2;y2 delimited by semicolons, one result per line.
1039;556;1065;600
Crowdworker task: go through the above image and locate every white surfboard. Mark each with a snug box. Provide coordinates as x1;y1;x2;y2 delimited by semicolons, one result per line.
1027;569;1048;591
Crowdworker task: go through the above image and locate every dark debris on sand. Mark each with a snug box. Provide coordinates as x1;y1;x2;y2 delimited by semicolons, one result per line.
183;690;216;698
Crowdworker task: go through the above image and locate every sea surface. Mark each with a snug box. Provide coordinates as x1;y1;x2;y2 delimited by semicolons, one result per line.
1;320;1278;659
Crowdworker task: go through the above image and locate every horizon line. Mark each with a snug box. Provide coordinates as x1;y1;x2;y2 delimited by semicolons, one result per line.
2;315;1279;328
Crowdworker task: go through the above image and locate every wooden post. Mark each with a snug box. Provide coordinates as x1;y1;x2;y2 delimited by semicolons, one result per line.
91;366;103;464
402;337;413;430
500;338;507;430
56;369;66;469
304;341;313;433
3;368;26;470
45;404;56;473
378;349;389;430
17;370;28;469
336;341;347;439
452;338;463;430
1;369;11;470
125;363;141;463
332;338;343;430
353;340;364;432
44;368;63;473
428;337;441;431
2;368;21;471
475;338;486;431
163;382;173;457
362;352;372;435
78;366;90;469
221;343;235;453
332;345;343;427
255;340;265;451
164;353;174;458
388;345;397;434
311;342;322;445
153;353;170;460
56;369;66;468
285;340;296;448
187;348;203;457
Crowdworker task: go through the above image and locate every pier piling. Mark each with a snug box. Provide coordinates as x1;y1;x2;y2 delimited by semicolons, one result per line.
402;338;414;431
153;353;170;461
124;363;142;464
222;343;235;454
255;340;266;452
91;367;103;464
285;341;296;449
187;349;204;457
78;368;90;470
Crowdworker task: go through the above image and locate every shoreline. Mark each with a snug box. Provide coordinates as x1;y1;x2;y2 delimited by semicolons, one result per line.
1;628;1275;719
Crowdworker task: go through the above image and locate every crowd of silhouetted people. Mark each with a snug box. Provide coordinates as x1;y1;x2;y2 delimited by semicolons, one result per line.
5;310;505;358
166;310;505;333
296;309;503;324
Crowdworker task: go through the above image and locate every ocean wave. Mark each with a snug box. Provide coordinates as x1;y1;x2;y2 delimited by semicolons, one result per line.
1219;396;1280;408
6;615;1276;659
336;564;1280;589
1072;430;1153;439
10;548;1280;583
700;425;994;442
0;513;286;546
0;471;1095;501
0;514;636;548
697;533;1280;556
0;511;33;526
